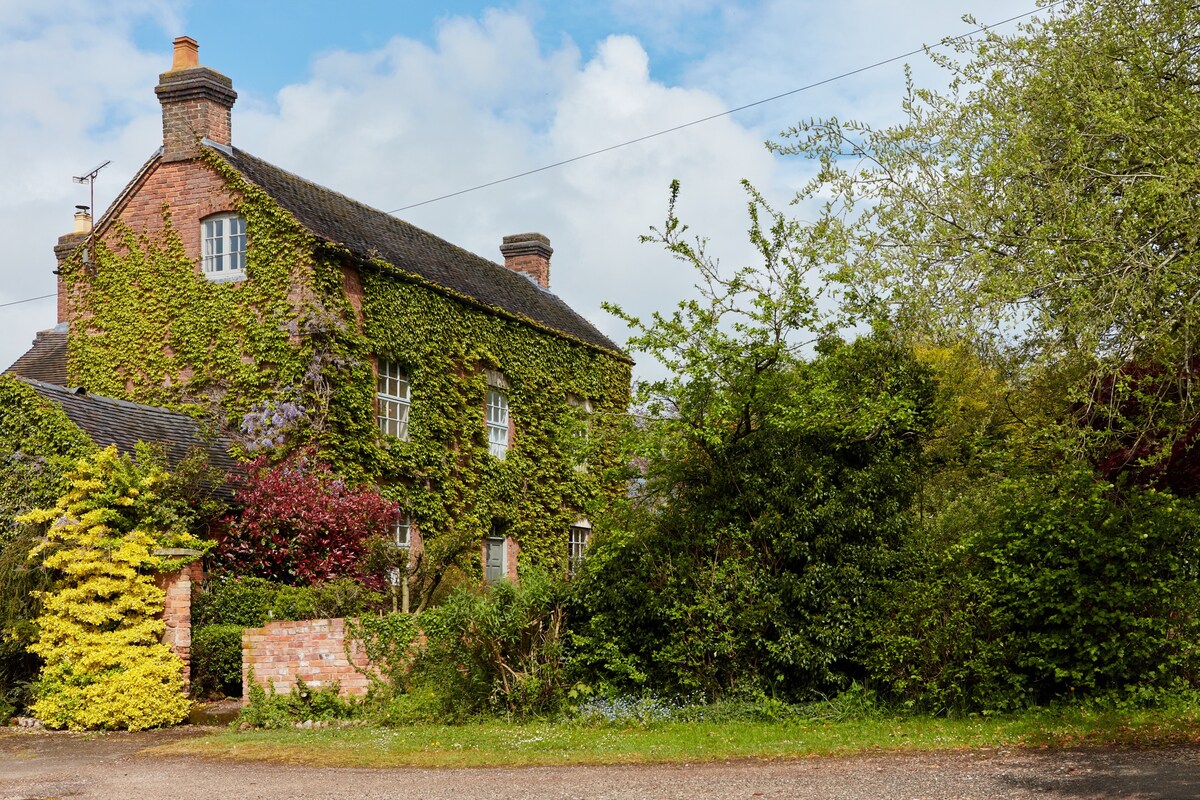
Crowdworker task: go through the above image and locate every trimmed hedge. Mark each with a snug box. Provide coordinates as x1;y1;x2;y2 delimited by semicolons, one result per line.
191;624;245;698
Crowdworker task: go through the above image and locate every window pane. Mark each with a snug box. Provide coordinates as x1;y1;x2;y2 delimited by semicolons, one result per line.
487;388;509;458
377;361;411;441
201;214;247;276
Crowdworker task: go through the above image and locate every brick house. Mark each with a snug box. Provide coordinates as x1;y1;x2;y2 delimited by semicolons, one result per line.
9;37;630;606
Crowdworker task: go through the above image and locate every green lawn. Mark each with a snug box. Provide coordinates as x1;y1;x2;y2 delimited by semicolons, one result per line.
150;706;1200;768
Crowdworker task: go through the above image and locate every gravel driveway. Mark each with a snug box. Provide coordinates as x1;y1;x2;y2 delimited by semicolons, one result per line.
2;727;1200;799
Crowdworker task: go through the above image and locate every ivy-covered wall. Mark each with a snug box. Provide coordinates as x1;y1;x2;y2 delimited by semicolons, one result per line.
0;376;96;539
61;152;631;579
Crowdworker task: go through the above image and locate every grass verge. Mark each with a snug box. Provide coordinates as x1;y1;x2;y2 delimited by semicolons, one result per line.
149;705;1200;769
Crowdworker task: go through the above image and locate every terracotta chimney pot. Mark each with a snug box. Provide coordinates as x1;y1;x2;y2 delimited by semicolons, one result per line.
171;36;200;70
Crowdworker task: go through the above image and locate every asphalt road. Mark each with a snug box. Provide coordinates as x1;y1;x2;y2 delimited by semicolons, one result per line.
2;728;1200;799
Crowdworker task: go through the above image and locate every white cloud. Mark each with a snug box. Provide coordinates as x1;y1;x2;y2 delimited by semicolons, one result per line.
0;0;175;374
233;15;775;379
0;0;1047;382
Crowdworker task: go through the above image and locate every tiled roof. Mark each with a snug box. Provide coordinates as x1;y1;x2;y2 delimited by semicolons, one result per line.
214;146;624;356
18;377;238;499
5;327;68;385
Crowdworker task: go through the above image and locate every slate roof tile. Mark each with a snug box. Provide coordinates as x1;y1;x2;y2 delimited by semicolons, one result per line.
5;328;68;386
18;377;238;499
215;146;623;355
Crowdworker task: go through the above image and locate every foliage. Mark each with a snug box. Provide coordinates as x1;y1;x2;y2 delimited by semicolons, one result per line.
774;0;1200;462
215;451;397;588
194;574;385;628
345;612;419;690
239;673;360;729
61;149;631;612
0;530;54;714
583;189;935;701
411;570;570;719
191;575;385;699
191;624;245;698
19;446;209;730
870;465;1200;711
0;376;95;543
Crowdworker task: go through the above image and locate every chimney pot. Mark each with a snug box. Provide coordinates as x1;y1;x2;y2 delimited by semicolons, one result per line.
500;233;553;289
72;210;92;235
172;36;200;70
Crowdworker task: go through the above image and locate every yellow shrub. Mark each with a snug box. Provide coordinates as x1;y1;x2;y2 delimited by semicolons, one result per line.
20;446;207;731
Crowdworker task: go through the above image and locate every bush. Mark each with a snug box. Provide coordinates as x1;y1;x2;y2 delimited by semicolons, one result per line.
346;612;419;691
568;334;934;703
194;575;386;628
21;447;207;730
239;674;359;729
215;452;397;588
410;570;569;719
870;465;1200;711
0;530;53;715
191;625;244;698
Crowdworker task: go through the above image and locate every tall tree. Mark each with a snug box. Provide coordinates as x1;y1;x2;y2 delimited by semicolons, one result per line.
776;0;1200;467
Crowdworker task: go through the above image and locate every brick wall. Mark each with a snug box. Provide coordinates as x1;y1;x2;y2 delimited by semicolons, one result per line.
157;559;203;684
110;159;239;264
242;618;373;700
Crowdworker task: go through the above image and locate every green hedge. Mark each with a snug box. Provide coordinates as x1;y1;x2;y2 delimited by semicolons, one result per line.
191;624;245;698
190;575;387;698
193;575;385;628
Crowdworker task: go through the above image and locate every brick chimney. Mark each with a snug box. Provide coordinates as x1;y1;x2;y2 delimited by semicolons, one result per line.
53;210;91;324
500;233;552;289
154;36;237;162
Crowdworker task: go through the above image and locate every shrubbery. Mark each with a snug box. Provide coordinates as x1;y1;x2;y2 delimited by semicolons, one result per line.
215;451;397;588
191;624;245;698
190;575;386;697
869;466;1200;712
20;447;208;730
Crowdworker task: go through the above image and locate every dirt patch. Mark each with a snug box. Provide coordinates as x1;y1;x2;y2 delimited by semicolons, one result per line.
3;729;1200;799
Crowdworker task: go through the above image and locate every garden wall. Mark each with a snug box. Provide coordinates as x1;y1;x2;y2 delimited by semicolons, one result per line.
241;618;372;700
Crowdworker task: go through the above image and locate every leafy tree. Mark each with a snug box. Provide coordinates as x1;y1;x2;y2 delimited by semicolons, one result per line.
775;0;1200;465
870;465;1200;711
575;188;936;700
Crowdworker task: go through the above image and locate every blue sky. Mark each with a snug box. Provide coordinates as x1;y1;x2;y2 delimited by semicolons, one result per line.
2;0;1041;378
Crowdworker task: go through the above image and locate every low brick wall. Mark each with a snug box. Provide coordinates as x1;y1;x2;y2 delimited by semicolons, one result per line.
242;618;372;700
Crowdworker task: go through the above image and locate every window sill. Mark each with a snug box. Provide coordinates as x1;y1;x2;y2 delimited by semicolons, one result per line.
204;271;247;284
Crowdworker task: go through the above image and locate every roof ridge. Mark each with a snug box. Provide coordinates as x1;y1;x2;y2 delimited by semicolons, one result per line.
210;145;625;355
222;146;524;282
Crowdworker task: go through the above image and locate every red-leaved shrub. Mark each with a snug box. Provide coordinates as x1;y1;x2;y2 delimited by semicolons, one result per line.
216;451;397;588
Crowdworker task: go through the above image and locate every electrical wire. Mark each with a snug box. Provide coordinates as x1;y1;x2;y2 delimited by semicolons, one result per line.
1;2;1063;312
385;1;1063;214
0;293;55;310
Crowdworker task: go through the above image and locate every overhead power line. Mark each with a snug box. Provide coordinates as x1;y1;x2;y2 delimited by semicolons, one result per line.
2;3;1062;314
0;293;55;310
386;1;1063;214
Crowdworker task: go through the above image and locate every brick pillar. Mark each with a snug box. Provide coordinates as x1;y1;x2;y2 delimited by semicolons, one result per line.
155;548;204;685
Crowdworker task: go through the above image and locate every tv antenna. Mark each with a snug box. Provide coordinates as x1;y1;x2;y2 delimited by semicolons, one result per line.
73;160;110;263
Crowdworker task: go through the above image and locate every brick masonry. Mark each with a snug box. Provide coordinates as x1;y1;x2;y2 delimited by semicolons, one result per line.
156;559;203;684
242;618;373;700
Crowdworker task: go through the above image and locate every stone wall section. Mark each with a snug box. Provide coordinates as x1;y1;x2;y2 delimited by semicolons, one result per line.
242;618;373;700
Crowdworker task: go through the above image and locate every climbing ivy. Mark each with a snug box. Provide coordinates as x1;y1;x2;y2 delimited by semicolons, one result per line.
61;150;632;603
0;376;96;541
